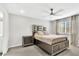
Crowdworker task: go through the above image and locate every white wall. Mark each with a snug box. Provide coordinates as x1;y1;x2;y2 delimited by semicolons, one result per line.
0;38;2;52
9;14;50;48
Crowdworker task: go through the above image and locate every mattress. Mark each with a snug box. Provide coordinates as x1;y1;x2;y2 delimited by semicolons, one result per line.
34;34;67;45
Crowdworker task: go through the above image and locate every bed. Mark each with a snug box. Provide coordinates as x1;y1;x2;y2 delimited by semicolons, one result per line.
32;25;69;55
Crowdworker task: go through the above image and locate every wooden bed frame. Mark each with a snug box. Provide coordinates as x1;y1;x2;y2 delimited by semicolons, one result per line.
34;38;69;55
32;25;69;55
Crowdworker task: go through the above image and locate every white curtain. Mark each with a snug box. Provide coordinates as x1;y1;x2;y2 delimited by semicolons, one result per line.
56;17;72;45
71;16;78;46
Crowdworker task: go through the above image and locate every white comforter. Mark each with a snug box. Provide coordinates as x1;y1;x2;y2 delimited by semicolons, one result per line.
34;34;67;45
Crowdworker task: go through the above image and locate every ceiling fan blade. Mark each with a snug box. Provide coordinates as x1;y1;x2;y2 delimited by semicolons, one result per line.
42;10;50;14
42;4;53;14
54;9;64;15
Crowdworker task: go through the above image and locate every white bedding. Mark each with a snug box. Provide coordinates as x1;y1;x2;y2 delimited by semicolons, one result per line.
34;34;67;45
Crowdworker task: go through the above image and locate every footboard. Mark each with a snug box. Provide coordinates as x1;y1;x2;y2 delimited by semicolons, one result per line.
35;39;52;55
35;38;69;55
52;40;69;55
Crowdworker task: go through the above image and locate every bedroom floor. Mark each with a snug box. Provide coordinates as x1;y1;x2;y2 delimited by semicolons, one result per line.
5;45;79;56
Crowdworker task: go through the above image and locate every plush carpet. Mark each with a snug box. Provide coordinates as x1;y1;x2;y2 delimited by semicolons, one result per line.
5;45;79;56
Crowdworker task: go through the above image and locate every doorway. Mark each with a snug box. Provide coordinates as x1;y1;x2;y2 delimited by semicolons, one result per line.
0;7;9;55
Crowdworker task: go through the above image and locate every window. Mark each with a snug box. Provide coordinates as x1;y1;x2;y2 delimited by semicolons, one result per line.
57;18;71;34
57;21;65;34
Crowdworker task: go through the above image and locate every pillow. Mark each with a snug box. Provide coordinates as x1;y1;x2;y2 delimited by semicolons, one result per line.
43;31;49;35
37;31;44;35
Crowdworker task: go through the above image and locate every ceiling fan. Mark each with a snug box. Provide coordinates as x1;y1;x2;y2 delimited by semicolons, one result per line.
50;8;54;15
43;8;64;16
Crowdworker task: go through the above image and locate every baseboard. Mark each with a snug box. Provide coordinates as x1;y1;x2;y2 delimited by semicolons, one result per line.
8;45;22;50
9;44;22;49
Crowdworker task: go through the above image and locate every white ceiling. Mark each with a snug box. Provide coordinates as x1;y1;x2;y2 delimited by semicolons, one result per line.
0;3;79;21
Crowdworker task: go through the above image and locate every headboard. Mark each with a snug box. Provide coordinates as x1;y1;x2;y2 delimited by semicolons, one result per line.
32;25;46;36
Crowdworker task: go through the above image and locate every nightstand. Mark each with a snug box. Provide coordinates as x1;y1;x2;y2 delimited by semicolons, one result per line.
22;36;34;47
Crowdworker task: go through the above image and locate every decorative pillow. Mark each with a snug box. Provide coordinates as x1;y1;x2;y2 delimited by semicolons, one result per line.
37;31;44;35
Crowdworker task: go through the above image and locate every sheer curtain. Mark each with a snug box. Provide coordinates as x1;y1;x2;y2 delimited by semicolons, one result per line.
55;16;79;46
71;16;78;46
56;17;72;45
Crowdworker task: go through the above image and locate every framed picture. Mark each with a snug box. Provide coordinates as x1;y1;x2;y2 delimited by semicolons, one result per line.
37;26;43;31
43;27;46;31
32;25;37;32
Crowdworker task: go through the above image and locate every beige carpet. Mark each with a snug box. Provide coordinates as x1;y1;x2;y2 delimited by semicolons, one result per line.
5;45;79;56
